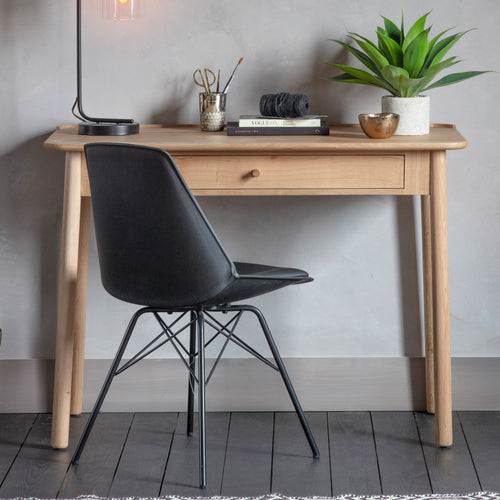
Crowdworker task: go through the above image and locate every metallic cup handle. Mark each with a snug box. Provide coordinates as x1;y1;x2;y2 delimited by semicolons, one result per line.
199;93;226;132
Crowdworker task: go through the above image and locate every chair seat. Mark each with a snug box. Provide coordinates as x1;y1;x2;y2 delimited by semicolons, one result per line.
205;262;313;306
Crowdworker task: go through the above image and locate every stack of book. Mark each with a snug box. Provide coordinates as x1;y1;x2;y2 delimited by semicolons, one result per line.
227;115;329;136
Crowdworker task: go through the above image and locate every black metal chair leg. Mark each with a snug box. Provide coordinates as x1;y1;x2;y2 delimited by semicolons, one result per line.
72;307;147;464
187;310;196;436
246;305;320;458
197;310;207;488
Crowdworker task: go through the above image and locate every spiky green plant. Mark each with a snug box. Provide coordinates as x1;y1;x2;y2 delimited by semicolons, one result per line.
325;11;488;97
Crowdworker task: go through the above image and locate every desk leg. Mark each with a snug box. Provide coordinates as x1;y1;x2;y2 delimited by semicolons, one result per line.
70;196;91;415
421;195;435;414
430;150;453;447
51;152;82;449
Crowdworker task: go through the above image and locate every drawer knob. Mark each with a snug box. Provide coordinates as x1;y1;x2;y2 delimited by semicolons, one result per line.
250;169;260;178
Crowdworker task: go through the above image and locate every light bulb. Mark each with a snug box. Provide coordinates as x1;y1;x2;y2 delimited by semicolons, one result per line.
103;0;141;21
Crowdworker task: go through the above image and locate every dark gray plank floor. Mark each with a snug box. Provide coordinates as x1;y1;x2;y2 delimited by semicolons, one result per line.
372;411;431;494
329;411;381;495
0;411;498;498
272;412;331;496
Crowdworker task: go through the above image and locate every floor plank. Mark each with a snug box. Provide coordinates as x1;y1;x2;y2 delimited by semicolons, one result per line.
0;414;36;486
459;411;500;491
109;413;177;498
58;413;133;498
329;411;381;495
160;412;230;496
372;411;431;494
220;412;273;496
416;411;480;493
0;411;496;497
0;414;88;499
272;412;331;496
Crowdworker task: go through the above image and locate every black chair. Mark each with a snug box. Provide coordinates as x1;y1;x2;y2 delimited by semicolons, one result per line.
72;143;319;488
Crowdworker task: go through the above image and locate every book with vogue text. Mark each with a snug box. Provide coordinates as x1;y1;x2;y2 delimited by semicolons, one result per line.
238;115;325;127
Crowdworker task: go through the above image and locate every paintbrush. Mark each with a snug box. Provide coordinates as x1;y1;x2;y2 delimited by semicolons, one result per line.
222;57;243;94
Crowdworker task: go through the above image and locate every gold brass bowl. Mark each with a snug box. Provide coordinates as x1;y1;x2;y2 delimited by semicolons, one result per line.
358;113;399;139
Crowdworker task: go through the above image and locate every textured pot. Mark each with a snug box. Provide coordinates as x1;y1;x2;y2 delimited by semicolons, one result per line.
381;95;430;135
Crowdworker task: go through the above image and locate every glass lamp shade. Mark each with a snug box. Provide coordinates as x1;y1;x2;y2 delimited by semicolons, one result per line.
102;0;141;21
75;0;141;135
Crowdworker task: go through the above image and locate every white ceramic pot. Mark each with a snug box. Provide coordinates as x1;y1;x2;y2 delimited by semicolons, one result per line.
381;95;430;135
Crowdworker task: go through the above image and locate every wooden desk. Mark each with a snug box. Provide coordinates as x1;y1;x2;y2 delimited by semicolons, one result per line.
44;124;467;449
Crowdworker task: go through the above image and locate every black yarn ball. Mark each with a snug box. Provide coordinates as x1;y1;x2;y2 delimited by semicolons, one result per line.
259;93;310;118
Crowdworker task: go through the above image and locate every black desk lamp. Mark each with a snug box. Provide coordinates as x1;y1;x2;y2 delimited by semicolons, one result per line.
73;0;140;136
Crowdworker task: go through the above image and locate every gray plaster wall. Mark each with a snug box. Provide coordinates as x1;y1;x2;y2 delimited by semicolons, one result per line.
0;1;498;375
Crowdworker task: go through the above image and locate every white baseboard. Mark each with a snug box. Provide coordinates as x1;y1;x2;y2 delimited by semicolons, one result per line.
0;357;499;412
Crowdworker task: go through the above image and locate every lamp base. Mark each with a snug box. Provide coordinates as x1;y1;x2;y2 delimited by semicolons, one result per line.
78;121;140;136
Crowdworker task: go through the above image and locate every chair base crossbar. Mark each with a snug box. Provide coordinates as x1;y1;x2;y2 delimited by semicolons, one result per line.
71;304;320;488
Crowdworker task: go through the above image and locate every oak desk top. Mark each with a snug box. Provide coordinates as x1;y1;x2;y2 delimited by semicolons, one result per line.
45;123;467;154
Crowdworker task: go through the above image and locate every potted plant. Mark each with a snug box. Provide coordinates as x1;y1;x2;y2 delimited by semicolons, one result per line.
325;11;489;135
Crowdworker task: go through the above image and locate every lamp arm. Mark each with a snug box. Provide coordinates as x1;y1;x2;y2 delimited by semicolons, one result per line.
76;0;134;125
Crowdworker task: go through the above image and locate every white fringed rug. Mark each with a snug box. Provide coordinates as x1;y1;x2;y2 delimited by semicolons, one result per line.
2;492;500;500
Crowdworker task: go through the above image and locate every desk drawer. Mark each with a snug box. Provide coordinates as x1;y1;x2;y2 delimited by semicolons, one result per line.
176;155;405;193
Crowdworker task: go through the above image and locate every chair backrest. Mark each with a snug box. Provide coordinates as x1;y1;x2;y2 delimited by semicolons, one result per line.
84;143;235;308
